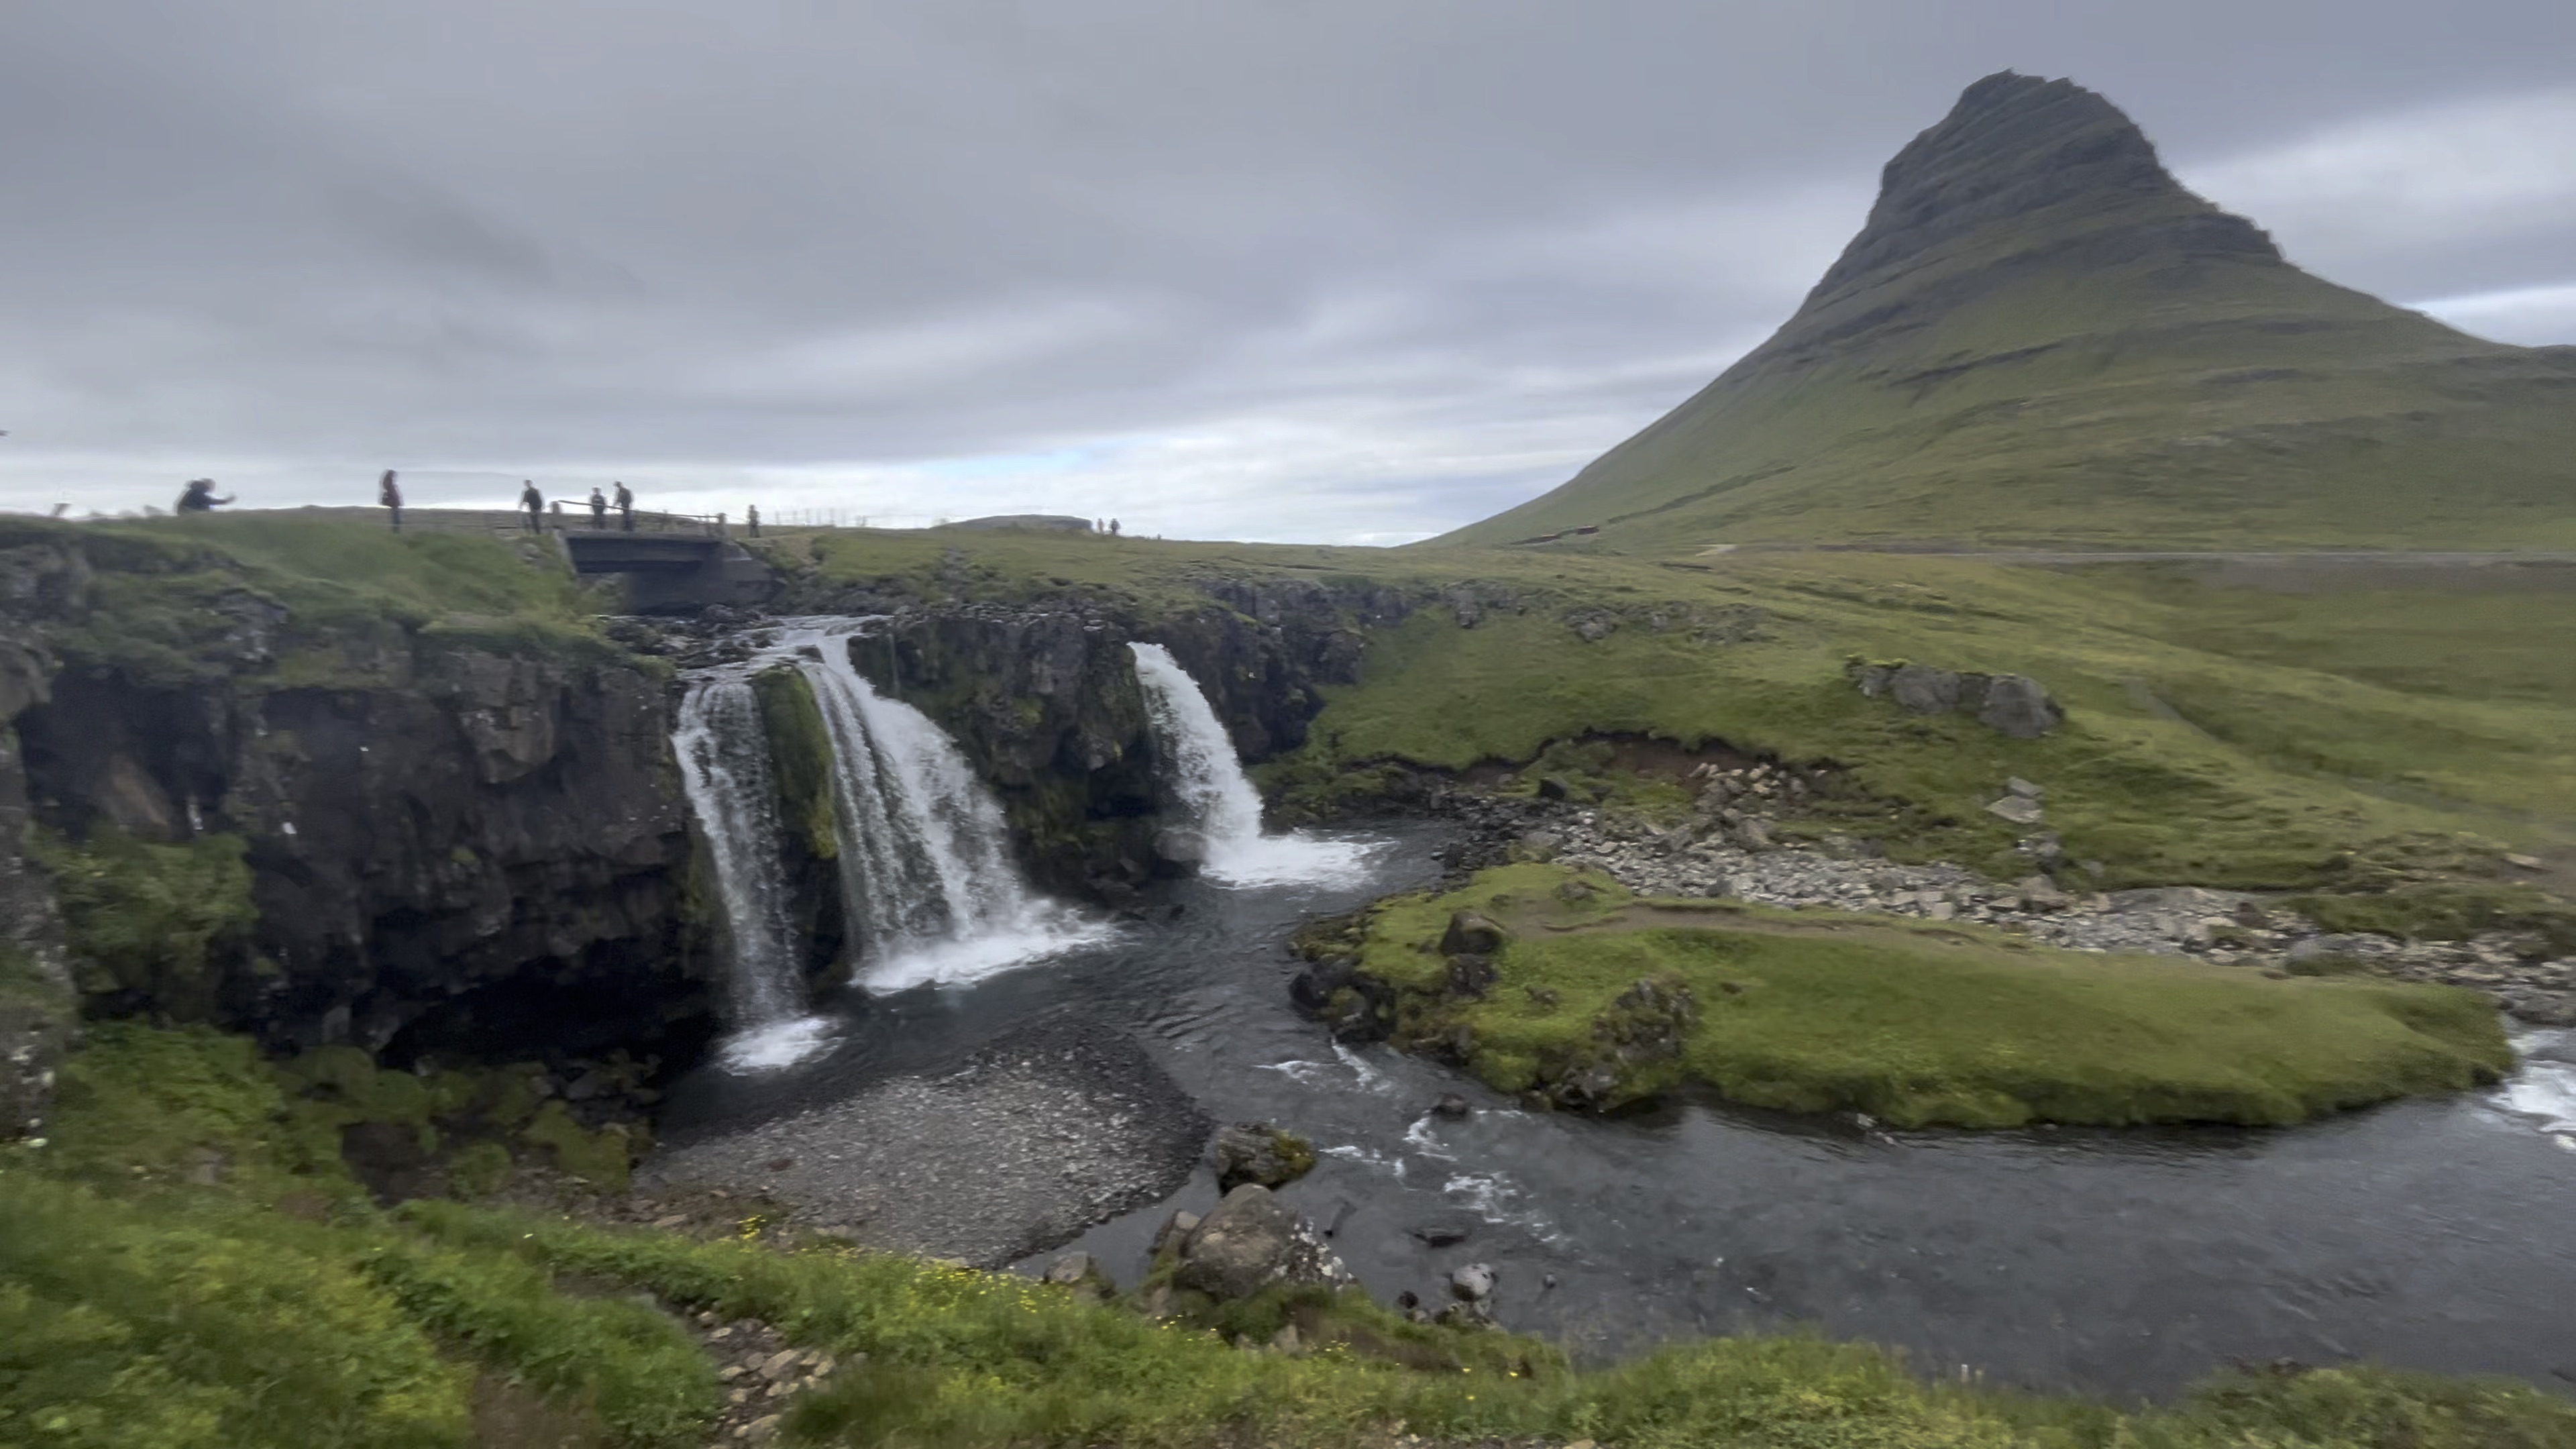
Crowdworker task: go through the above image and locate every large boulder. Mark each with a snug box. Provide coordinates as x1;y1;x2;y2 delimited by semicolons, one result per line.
1212;1121;1316;1192
1171;1184;1352;1300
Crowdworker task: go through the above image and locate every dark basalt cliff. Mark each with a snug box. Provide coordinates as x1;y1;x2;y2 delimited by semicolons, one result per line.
0;531;714;1124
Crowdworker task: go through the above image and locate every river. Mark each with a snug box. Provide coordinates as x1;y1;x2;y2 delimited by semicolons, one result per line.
659;820;2576;1400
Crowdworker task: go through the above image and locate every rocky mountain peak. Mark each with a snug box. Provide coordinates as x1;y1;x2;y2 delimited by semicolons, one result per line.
1805;70;2280;307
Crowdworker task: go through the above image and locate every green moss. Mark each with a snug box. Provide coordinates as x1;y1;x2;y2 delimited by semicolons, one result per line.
519;1100;636;1193
751;664;839;859
443;1142;513;1199
1345;864;2512;1128
35;830;257;1016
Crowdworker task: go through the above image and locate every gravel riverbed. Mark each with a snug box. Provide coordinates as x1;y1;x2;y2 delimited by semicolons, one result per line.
639;1018;1208;1267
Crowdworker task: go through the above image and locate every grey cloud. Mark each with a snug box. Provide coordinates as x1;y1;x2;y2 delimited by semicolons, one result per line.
3;1;2573;538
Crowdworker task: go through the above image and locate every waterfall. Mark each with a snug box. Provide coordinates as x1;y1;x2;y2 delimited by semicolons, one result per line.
782;620;1106;991
671;616;1107;1067
672;678;835;1071
1128;642;1375;887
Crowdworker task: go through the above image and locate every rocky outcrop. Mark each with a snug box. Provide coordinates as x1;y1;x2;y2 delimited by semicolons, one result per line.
0;528;709;1070
1211;1121;1316;1192
1849;660;2064;739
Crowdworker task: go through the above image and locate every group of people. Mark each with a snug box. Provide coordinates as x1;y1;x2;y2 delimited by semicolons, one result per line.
507;479;638;534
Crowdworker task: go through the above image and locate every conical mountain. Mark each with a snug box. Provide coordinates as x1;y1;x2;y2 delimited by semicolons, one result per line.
1440;72;2576;553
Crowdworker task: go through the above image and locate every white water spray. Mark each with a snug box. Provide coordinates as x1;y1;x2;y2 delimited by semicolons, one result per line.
783;621;1107;991
1127;641;1375;887
672;677;837;1071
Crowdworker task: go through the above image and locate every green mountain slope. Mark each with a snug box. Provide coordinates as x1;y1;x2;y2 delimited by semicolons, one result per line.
1438;72;2576;553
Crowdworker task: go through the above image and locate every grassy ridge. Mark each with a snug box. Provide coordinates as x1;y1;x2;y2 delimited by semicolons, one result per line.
3;513;619;688
5;1024;2569;1448
768;526;2576;903
1338;864;2512;1127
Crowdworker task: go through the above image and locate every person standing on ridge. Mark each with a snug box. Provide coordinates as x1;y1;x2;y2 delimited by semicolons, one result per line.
588;486;608;529
175;478;232;513
519;480;543;532
614;481;635;532
379;470;402;532
1108;517;1121;537
746;504;760;537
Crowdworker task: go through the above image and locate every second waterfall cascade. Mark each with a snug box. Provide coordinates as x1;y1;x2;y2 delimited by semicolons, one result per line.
1127;642;1375;887
673;619;1109;1071
784;620;1108;991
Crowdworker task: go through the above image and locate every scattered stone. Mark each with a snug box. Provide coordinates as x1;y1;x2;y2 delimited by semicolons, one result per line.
1985;795;2045;826
1042;1250;1117;1302
1430;1092;1472;1119
1439;910;1509;957
2505;853;2545;871
1536;775;1572;802
2006;777;2044;800
1450;1263;1497;1301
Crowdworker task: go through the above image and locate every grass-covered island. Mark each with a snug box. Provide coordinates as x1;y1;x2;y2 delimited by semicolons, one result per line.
5;1023;2572;1449
1295;863;2514;1128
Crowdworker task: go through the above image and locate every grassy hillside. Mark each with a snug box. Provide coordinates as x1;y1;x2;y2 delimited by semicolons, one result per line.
1436;74;2576;554
1331;863;2510;1127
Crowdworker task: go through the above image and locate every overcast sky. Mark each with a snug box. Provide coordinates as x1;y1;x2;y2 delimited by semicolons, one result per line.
4;2;2572;543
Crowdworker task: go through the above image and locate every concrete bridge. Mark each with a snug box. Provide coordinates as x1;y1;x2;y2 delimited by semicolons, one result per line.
561;533;776;612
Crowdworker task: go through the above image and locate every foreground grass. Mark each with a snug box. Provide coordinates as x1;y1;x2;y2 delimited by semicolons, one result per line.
1326;863;2513;1127
4;1024;2570;1446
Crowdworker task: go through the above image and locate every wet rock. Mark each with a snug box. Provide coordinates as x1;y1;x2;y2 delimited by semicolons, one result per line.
1410;1220;1475;1248
1444;1263;1496;1309
1212;1122;1317;1192
1152;827;1210;865
1172;1184;1351;1300
1430;1091;1472;1119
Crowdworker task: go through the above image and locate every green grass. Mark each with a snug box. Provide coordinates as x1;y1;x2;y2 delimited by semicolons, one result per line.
1336;864;2512;1127
7;1022;2571;1447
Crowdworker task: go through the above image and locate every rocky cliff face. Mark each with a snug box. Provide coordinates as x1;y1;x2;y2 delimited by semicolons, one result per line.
0;530;712;1122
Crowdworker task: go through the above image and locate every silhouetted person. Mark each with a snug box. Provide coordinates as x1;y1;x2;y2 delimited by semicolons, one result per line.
746;504;760;537
519;481;543;532
379;470;402;532
175;478;233;513
1109;517;1121;537
588;487;608;529
614;481;635;532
